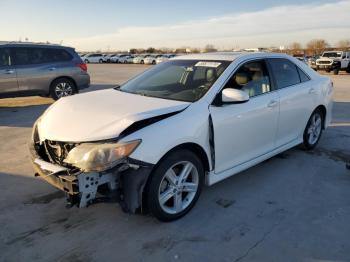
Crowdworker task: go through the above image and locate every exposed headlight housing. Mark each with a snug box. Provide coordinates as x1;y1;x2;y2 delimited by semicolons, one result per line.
64;140;141;172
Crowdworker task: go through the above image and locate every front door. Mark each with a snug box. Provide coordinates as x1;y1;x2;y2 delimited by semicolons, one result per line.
209;60;279;174
0;47;18;94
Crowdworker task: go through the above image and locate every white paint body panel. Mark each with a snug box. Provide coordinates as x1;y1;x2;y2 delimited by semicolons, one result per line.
36;52;333;186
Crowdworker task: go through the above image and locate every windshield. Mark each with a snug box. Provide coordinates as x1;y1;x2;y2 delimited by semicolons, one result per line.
322;52;342;58
119;59;230;102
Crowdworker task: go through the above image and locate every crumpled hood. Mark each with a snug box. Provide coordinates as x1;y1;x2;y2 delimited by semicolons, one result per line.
37;89;189;142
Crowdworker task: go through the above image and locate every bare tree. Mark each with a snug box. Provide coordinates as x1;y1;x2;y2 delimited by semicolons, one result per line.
337;39;350;50
203;44;217;53
289;42;302;53
306;39;329;55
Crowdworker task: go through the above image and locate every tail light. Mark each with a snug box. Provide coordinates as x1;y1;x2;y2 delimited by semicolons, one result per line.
77;63;87;72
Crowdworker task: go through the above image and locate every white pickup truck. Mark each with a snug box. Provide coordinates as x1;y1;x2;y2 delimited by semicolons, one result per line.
316;51;350;75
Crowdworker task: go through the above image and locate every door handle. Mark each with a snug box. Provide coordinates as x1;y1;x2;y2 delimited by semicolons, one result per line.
48;67;56;71
5;69;15;74
309;88;316;94
267;100;278;108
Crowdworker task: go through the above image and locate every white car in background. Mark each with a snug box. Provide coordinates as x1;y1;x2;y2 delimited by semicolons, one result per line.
83;53;104;63
144;55;163;64
109;54;121;63
126;55;136;63
156;54;176;64
116;54;130;63
133;54;150;64
30;52;333;221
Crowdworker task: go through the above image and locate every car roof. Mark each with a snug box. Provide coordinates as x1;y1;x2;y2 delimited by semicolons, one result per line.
173;52;292;61
0;42;72;49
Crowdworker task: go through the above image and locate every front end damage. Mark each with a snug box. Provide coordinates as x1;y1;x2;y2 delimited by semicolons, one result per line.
29;137;153;213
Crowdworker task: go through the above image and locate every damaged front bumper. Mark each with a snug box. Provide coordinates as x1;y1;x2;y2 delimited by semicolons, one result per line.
29;143;153;212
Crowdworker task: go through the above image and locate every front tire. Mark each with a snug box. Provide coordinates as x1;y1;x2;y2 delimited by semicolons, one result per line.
333;69;339;75
302;109;324;150
146;149;204;222
49;78;77;100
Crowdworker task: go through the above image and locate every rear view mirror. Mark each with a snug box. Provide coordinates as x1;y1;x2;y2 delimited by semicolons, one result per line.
222;88;249;104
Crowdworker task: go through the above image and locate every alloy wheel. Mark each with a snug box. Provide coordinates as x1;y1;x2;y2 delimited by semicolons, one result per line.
307;112;322;145
55;82;73;98
158;161;199;215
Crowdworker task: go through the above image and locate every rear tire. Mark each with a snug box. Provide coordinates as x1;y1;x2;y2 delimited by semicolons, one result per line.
49;78;77;100
302;108;324;150
333;69;339;75
84;59;89;64
146;149;204;222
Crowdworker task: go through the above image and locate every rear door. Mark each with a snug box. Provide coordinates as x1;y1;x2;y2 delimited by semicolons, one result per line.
267;58;316;147
0;47;18;94
13;47;58;94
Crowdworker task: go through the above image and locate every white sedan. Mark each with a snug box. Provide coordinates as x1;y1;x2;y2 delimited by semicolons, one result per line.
30;52;333;221
144;55;163;64
118;55;133;63
156;54;176;64
83;53;104;63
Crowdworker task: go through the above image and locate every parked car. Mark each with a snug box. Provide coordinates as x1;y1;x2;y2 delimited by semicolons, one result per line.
293;55;307;64
144;54;163;64
133;54;150;64
117;55;132;63
156;54;176;64
115;54;129;63
316;51;350;75
83;53;104;63
126;55;136;63
110;54;121;63
307;55;319;70
0;42;90;100
30;52;332;221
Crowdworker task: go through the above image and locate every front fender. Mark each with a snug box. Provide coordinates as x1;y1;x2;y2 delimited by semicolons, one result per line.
119;102;212;169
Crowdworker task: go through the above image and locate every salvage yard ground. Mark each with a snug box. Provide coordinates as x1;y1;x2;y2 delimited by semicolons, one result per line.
0;64;349;262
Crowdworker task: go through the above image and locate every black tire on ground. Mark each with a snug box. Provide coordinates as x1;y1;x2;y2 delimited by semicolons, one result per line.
146;149;204;222
84;59;89;63
152;60;156;65
333;69;339;75
302;108;324;150
49;78;77;100
99;59;103;63
346;65;350;74
141;60;144;64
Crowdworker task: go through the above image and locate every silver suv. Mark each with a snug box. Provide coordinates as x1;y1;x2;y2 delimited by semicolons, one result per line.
0;43;90;100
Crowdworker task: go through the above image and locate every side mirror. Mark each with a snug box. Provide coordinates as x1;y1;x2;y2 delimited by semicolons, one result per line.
222;88;249;104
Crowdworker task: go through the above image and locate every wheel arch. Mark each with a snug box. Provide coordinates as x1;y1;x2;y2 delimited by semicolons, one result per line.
140;142;210;213
314;104;327;129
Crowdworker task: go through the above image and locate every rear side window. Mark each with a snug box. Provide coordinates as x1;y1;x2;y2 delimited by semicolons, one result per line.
13;47;73;65
48;48;73;62
297;67;310;82
268;58;300;89
0;48;10;67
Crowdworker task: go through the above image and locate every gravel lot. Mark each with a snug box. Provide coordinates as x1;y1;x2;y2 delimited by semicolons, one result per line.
0;64;349;262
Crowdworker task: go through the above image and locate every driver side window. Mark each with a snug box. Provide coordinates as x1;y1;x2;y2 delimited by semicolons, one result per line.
225;60;271;97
